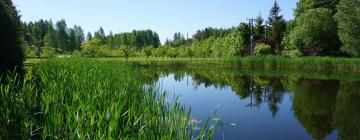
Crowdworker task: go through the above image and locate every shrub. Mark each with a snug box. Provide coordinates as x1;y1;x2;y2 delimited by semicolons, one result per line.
254;43;273;56
80;37;102;57
40;47;57;58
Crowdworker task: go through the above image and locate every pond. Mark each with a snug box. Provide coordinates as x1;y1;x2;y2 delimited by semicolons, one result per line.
141;66;360;140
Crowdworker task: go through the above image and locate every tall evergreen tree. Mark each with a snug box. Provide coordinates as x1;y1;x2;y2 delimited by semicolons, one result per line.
68;28;77;51
94;27;106;44
107;31;115;48
73;25;84;50
268;0;286;53
86;32;93;42
255;14;265;39
43;26;57;49
55;19;69;52
0;0;24;77
335;0;360;57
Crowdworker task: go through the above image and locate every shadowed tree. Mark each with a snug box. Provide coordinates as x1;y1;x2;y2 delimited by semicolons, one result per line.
0;0;24;78
255;14;265;39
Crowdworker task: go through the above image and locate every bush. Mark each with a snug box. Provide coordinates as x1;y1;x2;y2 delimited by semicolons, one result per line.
80;37;102;57
40;47;57;58
282;49;301;58
254;43;273;56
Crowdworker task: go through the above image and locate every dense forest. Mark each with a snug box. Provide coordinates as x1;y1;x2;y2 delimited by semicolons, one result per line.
19;0;359;59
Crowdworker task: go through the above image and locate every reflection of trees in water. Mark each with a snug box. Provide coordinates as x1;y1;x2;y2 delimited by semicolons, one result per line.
140;67;360;140
290;79;339;140
335;81;360;140
191;72;287;117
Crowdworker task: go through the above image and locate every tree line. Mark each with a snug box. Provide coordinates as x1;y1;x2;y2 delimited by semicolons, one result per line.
19;0;360;58
1;0;360;76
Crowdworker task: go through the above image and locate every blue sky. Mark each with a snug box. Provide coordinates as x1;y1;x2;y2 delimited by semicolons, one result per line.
13;0;297;43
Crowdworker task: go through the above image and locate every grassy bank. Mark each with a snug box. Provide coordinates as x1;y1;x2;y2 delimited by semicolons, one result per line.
1;58;218;139
97;56;360;72
26;56;360;73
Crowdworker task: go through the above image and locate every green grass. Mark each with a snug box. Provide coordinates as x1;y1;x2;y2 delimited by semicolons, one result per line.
28;56;360;72
0;58;218;139
228;56;360;72
106;56;360;72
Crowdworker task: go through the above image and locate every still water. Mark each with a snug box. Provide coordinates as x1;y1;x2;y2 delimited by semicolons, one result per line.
141;66;360;140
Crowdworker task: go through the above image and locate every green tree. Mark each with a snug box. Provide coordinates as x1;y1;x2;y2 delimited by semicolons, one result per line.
238;23;251;47
142;46;153;58
289;8;338;55
295;0;339;16
86;32;92;42
73;25;84;50
255;14;265;39
155;45;169;58
56;19;69;52
80;37;102;57
0;0;24;77
94;27;106;44
107;31;115;48
335;0;360;57
268;0;286;53
43;27;57;49
167;47;179;58
68;28;77;52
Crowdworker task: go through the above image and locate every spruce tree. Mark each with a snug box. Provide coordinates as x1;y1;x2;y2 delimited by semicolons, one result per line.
255;14;264;39
268;0;286;53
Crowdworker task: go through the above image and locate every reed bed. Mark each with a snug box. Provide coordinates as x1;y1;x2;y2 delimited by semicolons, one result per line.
0;58;218;139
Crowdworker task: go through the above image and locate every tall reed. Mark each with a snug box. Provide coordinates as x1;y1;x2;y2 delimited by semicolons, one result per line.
1;58;218;139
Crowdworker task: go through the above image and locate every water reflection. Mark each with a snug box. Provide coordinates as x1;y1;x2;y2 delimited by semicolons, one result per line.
139;67;360;140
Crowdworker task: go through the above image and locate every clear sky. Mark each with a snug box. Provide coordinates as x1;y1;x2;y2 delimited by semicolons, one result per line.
13;0;297;43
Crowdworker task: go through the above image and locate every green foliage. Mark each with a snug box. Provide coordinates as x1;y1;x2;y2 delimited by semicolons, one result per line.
22;19;85;54
94;27;106;44
335;0;360;57
0;58;218;139
295;0;339;17
111;30;160;48
282;20;302;57
167;47;179;58
80;37;103;57
153;45;169;58
166;32;187;47
40;47;57;58
268;0;286;51
288;8;338;55
142;46;153;57
254;43;272;56
55;19;69;52
0;0;24;77
255;14;265;39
